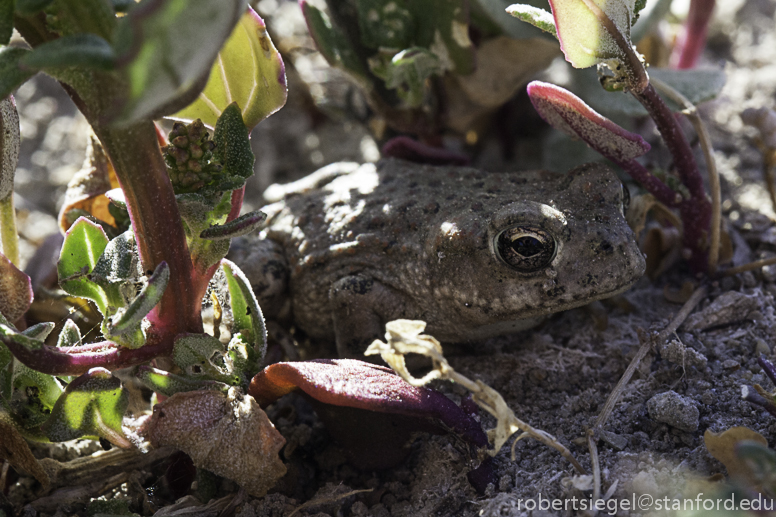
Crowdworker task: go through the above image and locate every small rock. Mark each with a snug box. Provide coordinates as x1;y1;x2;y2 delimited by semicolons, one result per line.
684;291;760;330
756;338;771;355
646;391;699;432
722;359;741;370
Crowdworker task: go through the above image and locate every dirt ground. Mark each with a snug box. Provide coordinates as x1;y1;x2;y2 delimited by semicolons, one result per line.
5;0;776;515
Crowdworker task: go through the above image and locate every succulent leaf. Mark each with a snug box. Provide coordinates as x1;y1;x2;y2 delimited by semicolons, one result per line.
527;81;650;162
114;0;248;123
0;47;35;102
172;333;242;385
41;368;129;447
106;261;169;337
20;34;116;71
170;7;287;131
56;320;82;348
199;210;266;241
134;365;229;396
22;322;56;341
505;4;558;38
221;259;266;364
57;217;110;313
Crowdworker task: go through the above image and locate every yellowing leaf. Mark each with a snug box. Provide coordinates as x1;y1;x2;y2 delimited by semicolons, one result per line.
704;426;767;479
549;0;636;69
171;7;287;130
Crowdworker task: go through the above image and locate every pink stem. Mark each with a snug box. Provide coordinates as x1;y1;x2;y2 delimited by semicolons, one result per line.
671;0;716;69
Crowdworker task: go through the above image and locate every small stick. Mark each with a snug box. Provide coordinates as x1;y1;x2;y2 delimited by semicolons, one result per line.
722;255;776;277
651;77;721;274
586;285;708;502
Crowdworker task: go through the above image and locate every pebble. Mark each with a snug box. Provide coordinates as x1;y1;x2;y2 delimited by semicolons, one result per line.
646;391;699;432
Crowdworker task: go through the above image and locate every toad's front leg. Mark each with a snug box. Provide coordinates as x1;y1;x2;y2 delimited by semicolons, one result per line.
329;275;415;358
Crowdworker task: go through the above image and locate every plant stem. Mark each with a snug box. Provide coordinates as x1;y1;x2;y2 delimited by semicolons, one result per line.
631;84;712;271
651;76;721;274
94;122;202;336
671;0;716;69
0;195;19;266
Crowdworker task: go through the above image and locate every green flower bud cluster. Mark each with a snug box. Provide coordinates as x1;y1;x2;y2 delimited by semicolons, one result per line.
163;120;223;194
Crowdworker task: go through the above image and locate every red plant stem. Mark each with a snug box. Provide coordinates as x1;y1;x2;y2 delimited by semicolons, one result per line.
671;0;716;69
631;84;712;271
0;332;168;376
619;160;680;208
95;122;202;336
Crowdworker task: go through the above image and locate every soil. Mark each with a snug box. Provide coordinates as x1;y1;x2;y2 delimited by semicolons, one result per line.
4;0;776;516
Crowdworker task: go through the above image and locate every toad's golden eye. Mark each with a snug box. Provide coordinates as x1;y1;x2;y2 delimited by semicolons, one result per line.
495;226;556;272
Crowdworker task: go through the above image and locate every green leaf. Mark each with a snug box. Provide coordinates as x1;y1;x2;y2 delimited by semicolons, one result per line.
301;1;372;87
407;0;475;75
172;333;242;385
89;230;139;307
22;322;55;340
134;365;229;396
15;0;54;15
115;0;248;123
213;102;254;180
11;361;63;430
0;0;13;45
222;259;266;364
548;0;636;69
369;48;443;108
0;47;36;99
170;7;287;131
199;210;265;240
41;368;129;446
106;261;169;336
57;217;110;313
56;320;81;347
506;4;558;38
356;0;414;50
20;34;117;71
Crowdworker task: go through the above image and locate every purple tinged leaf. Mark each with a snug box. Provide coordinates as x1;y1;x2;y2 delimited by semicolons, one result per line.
527;81;650;162
249;359;489;470
170;6;287;131
0;252;33;322
382;136;470;166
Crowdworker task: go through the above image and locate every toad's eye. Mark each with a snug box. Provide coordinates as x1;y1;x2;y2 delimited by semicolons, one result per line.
495;227;556;272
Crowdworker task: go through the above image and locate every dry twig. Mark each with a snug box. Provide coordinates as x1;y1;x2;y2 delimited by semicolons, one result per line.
366;320;586;474
585;285;707;507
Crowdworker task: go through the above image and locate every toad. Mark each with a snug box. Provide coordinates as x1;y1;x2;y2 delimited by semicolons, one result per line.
229;159;645;357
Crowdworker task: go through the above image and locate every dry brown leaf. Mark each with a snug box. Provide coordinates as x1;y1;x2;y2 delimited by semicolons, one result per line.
58;136;119;232
704;426;767;479
143;388;286;497
0;416;50;487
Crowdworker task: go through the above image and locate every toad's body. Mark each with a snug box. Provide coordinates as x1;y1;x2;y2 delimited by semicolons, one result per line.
229;159;645;357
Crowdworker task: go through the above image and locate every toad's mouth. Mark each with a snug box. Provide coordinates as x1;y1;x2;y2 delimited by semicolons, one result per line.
461;272;643;341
